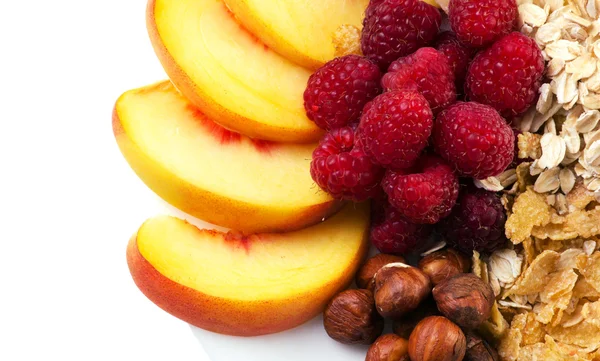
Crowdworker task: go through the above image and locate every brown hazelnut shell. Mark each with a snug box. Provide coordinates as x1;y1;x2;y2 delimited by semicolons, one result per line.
418;249;471;285
366;334;410;361
433;273;495;329
408;316;466;361
357;254;406;289
465;332;500;361
323;289;384;345
374;263;432;319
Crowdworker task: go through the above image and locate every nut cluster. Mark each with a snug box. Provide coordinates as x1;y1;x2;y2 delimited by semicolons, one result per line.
323;250;497;361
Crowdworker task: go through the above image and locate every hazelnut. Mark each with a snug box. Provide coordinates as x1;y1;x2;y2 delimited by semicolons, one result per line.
408;316;466;361
418;249;471;285
464;332;499;361
323;289;384;345
392;297;440;339
356;254;407;290
374;263;432;318
432;273;495;329
366;334;410;361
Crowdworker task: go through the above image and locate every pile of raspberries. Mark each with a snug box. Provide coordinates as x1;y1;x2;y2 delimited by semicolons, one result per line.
304;0;544;256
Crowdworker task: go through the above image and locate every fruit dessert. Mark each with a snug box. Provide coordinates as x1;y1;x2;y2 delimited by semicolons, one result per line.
114;0;600;359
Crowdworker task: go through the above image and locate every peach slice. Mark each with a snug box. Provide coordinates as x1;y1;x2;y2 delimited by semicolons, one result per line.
113;81;340;233
127;203;370;336
147;0;323;143
222;0;369;69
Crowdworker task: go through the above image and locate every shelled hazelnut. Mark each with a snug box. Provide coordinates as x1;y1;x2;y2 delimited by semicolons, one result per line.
464;332;499;361
374;263;432;319
432;274;495;329
356;254;407;291
408;316;466;361
418;249;470;285
392;297;439;339
323;289;384;345
366;334;410;361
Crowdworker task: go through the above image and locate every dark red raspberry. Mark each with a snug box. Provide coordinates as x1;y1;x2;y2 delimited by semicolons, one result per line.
383;156;459;224
434;31;475;89
465;32;545;118
449;0;517;48
303;55;382;130
439;188;508;254
370;202;431;255
433;102;515;179
361;0;442;69
357;91;433;169
382;48;456;114
310;127;383;201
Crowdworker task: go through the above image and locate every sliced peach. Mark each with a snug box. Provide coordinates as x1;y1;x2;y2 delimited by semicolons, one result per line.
147;0;322;143
113;81;340;233
127;203;370;336
222;0;369;69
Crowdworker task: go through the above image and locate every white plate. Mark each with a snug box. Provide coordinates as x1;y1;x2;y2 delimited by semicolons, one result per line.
153;196;376;361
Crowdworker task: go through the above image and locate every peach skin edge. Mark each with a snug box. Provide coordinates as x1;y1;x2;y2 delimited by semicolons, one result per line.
145;0;323;143
126;229;370;336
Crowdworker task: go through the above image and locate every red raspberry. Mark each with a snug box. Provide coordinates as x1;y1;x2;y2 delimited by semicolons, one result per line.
304;55;382;130
370;201;431;255
439;187;507;254
310;127;383;201
384;156;459;224
465;32;545;118
361;0;442;69
433;102;515;179
434;31;475;89
449;0;517;48
382;48;456;114
357;91;433;169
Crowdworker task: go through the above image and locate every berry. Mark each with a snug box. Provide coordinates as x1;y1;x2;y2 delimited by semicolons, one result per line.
361;0;442;69
433;102;515;179
465;32;545;118
382;48;456;114
357;91;433;169
434;31;475;89
304;55;382;130
383;156;459;224
449;0;517;48
439;187;507;254
310;127;383;201
370;202;431;255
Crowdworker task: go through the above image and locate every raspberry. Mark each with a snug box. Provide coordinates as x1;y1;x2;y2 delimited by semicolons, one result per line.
310;127;383;201
303;55;382;130
449;0;517;48
384;155;459;224
465;32;545;118
434;31;475;89
370;202;432;255
433;102;515;179
439;187;508;254
357;91;433;169
361;0;442;69
382;48;456;114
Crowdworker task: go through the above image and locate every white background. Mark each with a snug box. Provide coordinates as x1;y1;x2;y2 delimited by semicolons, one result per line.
1;1;209;359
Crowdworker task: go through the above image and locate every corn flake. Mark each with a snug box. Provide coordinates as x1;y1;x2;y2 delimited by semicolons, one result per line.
511;250;560;295
506;188;553;244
